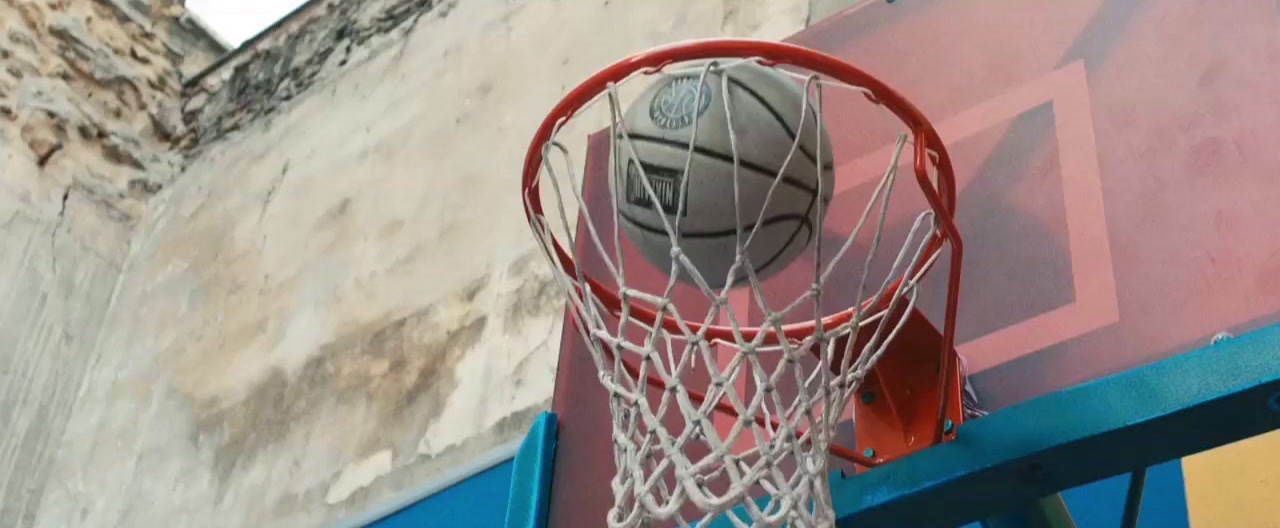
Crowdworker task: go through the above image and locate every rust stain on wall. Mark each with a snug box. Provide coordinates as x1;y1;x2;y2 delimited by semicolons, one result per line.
187;275;491;486
502;249;560;333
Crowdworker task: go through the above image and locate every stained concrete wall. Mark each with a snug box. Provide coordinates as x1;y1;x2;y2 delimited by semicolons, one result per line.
4;0;818;526
0;0;188;526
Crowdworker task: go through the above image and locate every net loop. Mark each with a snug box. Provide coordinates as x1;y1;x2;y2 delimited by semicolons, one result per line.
522;39;961;527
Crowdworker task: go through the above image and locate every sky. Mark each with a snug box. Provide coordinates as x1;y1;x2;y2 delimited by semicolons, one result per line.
187;0;310;47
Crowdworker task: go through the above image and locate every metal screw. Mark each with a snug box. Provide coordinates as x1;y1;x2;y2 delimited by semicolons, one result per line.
863;447;876;458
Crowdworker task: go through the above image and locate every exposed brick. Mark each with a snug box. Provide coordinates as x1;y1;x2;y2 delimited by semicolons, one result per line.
180;0;454;153
0;0;184;221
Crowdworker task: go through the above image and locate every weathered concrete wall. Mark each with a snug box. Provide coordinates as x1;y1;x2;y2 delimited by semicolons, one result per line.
0;0;185;526
29;0;813;526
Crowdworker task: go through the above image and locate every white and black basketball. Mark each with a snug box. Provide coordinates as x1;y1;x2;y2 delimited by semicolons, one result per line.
612;61;835;288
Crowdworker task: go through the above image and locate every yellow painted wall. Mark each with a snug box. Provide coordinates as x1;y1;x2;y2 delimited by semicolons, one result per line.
1184;429;1280;527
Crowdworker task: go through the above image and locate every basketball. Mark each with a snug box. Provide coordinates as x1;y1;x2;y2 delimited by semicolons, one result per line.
611;61;835;289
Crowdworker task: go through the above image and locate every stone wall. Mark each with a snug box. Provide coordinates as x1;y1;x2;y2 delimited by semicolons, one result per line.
2;0;185;228
0;0;186;526
28;0;813;526
105;0;231;77
179;0;449;154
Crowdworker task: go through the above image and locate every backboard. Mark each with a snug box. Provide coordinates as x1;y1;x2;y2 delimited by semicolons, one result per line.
540;0;1280;526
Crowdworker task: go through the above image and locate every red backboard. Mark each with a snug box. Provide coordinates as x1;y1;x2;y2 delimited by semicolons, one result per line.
546;0;1280;525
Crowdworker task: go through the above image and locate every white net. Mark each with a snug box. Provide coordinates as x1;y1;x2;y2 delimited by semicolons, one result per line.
525;56;952;527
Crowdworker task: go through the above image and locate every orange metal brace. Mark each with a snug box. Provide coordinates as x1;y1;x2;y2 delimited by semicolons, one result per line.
833;305;966;471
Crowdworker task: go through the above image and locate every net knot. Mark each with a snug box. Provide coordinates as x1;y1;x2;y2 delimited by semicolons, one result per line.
524;47;956;528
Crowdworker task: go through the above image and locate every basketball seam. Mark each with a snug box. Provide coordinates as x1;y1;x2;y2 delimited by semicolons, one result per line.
617;138;825;278
617;209;812;239
622;133;822;196
617;210;813;276
761;220;812;275
723;73;829;260
615;153;824;234
620;70;830;280
723;75;829;172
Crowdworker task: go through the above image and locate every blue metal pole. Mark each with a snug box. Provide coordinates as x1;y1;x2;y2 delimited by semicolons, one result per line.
1119;467;1148;528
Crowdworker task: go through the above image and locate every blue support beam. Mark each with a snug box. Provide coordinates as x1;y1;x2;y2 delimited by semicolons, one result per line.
505;412;559;528
828;323;1280;527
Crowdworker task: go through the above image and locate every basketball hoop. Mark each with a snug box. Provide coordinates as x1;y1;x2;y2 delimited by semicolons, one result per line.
521;39;965;527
